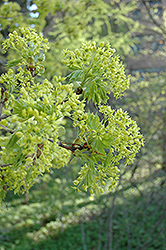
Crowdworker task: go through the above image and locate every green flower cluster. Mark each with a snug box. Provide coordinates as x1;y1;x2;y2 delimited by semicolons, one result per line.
0;76;85;196
0;28;144;203
72;106;144;194
2;27;49;75
62;41;130;104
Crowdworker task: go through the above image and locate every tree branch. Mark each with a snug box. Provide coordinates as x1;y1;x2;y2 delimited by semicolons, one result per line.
0;87;5;118
141;0;166;35
0;124;15;134
0;163;13;167
48;139;90;154
0;114;11;121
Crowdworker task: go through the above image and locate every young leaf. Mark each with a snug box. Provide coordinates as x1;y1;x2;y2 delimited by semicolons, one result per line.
6;133;20;152
68;70;83;82
7;58;22;67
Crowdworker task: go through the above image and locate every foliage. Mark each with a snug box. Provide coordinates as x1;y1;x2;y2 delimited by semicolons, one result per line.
0;27;144;204
111;71;166;174
0;2;165;250
62;41;130;102
0;173;165;250
0;0;140;77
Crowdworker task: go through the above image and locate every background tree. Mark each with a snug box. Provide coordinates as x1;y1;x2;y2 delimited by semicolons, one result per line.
0;0;139;75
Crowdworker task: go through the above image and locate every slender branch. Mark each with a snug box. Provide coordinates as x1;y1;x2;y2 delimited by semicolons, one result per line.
58;142;84;153
0;140;87;169
0;163;13;167
0;114;11;121
0;124;15;134
48;139;90;153
0;87;5;118
141;0;166;35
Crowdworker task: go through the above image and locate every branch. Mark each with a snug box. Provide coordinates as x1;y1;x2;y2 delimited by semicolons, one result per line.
141;0;166;35
48;139;90;154
0;87;5;118
0;140;90;169
0;163;13;167
57;141;85;153
0;124;15;134
0;114;11;121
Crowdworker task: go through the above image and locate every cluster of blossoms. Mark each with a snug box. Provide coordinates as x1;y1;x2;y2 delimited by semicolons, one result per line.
62;41;130;104
0;75;86;196
0;28;144;202
2;27;49;76
72;106;144;194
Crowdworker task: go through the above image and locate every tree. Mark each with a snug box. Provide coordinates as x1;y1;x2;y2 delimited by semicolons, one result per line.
0;27;144;204
120;0;166;178
0;0;139;76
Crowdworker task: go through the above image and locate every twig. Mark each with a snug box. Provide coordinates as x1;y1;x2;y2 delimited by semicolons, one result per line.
0;87;5;118
49;140;91;154
141;0;166;35
0;114;11;121
0;163;13;167
0;124;15;134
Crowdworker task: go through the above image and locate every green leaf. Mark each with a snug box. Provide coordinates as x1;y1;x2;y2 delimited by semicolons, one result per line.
104;151;113;168
94;92;99;104
70;157;78;165
83;82;92;100
92;139;105;154
102;134;114;148
87;113;100;131
58;126;65;137
13;147;25;168
68;70;83;82
7;58;22;67
99;85;107;102
6;133;20;152
67;66;81;70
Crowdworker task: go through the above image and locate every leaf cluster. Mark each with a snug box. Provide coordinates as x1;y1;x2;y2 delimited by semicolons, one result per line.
0;28;144;204
62;41;130;104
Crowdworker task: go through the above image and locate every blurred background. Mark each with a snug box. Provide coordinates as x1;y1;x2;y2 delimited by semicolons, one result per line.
0;0;166;249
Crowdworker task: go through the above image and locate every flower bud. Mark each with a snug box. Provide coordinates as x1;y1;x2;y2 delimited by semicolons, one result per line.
16;131;23;138
33;109;39;117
